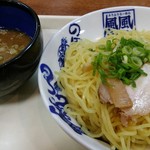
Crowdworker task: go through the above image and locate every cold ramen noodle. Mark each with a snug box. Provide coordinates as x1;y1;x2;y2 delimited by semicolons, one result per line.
0;29;31;65
57;30;150;150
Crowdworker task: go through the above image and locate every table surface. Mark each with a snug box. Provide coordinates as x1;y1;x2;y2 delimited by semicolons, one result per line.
21;0;150;16
2;1;150;150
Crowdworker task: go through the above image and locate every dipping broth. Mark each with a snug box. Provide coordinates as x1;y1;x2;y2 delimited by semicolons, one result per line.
0;29;31;65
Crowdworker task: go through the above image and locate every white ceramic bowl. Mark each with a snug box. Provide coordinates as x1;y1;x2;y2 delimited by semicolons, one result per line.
38;6;150;150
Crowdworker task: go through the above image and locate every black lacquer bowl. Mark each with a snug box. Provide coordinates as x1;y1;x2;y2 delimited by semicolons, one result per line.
0;0;43;97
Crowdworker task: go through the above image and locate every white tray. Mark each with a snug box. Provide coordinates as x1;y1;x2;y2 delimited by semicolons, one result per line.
0;15;86;150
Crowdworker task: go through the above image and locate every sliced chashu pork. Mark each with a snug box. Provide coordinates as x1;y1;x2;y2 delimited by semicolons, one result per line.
99;78;133;109
99;63;150;116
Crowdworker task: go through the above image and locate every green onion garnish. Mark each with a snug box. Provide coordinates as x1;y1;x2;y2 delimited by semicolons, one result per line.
92;37;150;87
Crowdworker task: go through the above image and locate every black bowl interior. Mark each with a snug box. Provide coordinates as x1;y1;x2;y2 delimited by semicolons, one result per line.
0;0;37;38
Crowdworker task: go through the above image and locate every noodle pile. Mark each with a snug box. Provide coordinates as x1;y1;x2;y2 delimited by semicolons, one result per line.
57;30;150;150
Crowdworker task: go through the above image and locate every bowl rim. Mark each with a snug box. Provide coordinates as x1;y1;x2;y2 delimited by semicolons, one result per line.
0;0;41;68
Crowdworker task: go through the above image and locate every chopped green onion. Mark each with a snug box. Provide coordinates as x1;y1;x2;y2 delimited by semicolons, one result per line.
122;55;128;63
132;47;145;57
92;36;149;87
130;56;143;67
122;46;132;55
106;40;112;51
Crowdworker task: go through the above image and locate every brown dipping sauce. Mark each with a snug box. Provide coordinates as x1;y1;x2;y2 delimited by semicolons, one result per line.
0;29;31;65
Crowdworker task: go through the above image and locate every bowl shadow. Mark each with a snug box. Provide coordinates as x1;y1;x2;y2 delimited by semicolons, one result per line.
0;71;38;104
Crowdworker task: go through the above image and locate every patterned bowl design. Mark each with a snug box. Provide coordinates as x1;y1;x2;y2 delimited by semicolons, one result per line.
38;6;150;150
